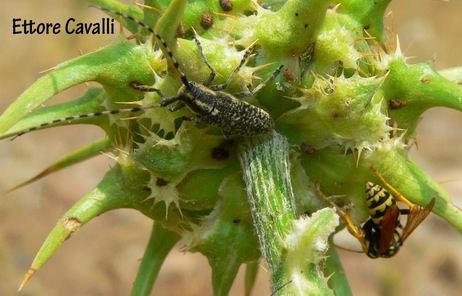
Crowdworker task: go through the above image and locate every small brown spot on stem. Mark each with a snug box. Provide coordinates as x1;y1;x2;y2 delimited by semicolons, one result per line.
156;178;168;186
389;98;406;110
220;0;233;12
283;68;295;81
200;12;214;29
300;143;316;154
212;140;234;160
176;23;185;37
421;77;430;84
61;217;82;235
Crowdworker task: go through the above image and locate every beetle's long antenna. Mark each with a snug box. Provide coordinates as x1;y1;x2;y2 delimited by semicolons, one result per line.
91;5;191;89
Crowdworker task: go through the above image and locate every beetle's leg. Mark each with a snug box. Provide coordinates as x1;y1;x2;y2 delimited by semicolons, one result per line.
234;65;283;98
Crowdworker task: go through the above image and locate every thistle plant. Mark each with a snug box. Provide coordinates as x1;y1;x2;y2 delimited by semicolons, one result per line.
1;0;462;295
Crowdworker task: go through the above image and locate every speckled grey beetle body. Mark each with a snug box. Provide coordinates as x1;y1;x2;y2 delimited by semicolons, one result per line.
174;82;275;137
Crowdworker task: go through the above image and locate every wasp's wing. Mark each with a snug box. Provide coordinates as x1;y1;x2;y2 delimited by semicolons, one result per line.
400;198;435;242
378;204;400;255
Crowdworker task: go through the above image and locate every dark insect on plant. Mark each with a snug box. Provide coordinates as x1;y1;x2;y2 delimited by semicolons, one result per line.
320;166;435;259
200;11;214;29
13;6;283;139
219;0;233;12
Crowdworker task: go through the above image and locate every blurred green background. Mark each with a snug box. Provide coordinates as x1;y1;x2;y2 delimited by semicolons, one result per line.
1;1;461;295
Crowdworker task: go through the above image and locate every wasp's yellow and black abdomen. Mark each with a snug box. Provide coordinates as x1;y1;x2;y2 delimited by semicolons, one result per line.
365;181;398;227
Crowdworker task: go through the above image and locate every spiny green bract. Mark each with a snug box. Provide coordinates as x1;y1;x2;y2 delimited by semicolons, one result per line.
1;0;462;295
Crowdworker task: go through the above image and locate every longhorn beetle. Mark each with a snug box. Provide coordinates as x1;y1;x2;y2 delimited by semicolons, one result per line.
11;6;283;140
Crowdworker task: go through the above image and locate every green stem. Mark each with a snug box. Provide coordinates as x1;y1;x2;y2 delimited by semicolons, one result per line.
325;246;352;296
238;132;297;286
131;222;180;296
384;59;462;134
211;260;241;296
18;164;149;290
5;137;112;193
238;132;338;295
0;39;153;135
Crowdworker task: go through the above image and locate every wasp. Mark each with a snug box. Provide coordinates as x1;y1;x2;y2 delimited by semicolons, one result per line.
318;166;435;258
12;6;282;140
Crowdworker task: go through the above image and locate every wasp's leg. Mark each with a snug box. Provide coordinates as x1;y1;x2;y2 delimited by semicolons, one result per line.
369;166;414;207
314;182;365;242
